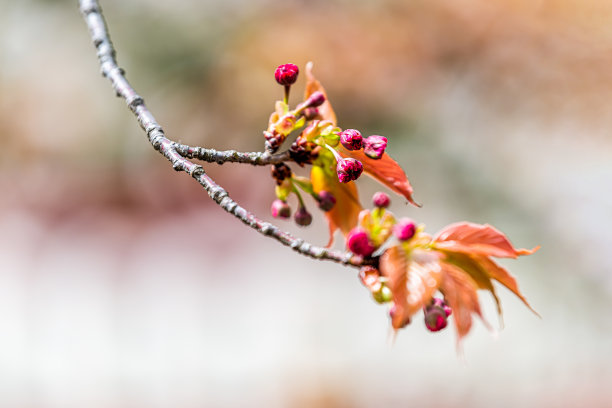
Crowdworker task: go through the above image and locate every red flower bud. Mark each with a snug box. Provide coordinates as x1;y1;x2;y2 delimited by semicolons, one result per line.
336;158;363;183
372;192;391;208
294;206;313;226
317;190;336;212
363;135;388;159
347;227;375;257
271;199;291;219
394;218;416;241
304;91;326;108
431;297;452;317
424;306;448;332
303;107;320;121
339;129;363;151
274;63;299;86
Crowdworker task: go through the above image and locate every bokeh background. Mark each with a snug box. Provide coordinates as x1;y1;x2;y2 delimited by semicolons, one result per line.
1;0;612;407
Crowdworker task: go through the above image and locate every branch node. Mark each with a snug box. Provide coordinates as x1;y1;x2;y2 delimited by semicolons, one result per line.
290;239;304;250
189;165;204;177
172;161;183;172
260;223;274;236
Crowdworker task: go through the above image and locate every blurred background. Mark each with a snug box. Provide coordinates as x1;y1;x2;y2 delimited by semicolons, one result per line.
1;0;612;407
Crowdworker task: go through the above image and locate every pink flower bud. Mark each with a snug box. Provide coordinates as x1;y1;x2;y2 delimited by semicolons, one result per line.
432;297;452;317
317;190;336;212
304;91;325;108
339;129;363;150
347;227;375;257
274;63;299;86
336;158;363;183
394;218;416;241
363;135;388;159
372;192;391;208
271;199;291;219
424;306;448;332
294;206;313;226
303;107;320;121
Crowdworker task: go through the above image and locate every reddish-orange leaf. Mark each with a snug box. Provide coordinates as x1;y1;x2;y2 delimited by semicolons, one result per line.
471;254;539;316
304;62;337;126
380;245;408;329
380;246;442;330
439;262;490;341
311;164;362;247
441;251;503;320
339;146;419;207
434;222;539;259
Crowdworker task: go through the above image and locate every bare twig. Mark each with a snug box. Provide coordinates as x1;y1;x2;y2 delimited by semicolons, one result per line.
173;143;291;166
78;0;368;268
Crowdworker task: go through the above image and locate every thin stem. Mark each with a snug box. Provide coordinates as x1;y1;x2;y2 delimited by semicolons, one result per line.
78;0;371;268
174;143;291;165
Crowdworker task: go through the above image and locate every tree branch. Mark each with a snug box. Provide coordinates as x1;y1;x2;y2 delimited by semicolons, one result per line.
78;0;369;268
173;143;291;166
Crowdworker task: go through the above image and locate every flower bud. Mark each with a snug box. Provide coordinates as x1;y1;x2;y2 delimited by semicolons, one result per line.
294;206;313;226
372;192;391;208
303;107;320;121
271;199;291;219
336;158;363;183
372;285;393;304
424;304;449;332
271;163;292;184
274;63;299;86
363;135;388;159
432;297;452;317
339;129;363;151
347;227;375;257
394;218;416;241
304;91;326;108
317;190;336;212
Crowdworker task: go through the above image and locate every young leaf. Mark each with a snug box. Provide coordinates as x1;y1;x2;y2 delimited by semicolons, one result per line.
311;163;362;247
304;61;337;126
380;246;443;330
339;146;419;207
434;222;539;259
439;262;490;341
470;254;539;316
441;251;503;321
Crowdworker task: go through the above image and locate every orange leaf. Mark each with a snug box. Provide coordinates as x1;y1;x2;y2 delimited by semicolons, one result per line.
441;251;503;321
339;146;419;207
471;255;539;316
311;163;362;247
439;262;490;342
304;62;337;126
434;222;539;259
380;246;442;330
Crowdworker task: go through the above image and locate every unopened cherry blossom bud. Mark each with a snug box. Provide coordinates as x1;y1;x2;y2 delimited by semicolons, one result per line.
317;190;336;212
424;305;448;332
363;135;388;159
271;199;291;219
432;297;452;317
372;192;391;208
337;158;363;183
347;227;375;257
303;107;320;120
394;218;416;241
294;206;313;226
274;63;299;86
304;91;325;108
339;129;363;151
372;285;393;304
